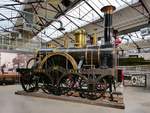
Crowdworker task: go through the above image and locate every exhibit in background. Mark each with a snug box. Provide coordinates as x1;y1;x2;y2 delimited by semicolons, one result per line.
0;52;33;72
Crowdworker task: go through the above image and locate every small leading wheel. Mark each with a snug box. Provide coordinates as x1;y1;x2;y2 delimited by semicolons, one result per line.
79;76;100;100
96;76;109;97
20;72;38;92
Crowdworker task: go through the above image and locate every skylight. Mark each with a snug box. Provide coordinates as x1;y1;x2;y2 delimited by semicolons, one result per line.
0;0;22;32
38;0;139;41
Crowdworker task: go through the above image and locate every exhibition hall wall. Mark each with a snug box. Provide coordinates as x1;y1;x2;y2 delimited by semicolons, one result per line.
0;52;33;72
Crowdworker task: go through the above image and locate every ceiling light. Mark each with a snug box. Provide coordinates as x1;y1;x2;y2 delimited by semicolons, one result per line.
61;0;72;7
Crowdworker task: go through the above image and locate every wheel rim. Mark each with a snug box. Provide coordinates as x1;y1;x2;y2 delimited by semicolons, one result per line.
20;73;38;92
26;58;36;69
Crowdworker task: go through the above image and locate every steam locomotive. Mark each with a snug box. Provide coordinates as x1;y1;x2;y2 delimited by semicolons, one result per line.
17;5;119;100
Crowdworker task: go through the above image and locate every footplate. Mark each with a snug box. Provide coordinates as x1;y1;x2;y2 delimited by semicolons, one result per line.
79;68;112;75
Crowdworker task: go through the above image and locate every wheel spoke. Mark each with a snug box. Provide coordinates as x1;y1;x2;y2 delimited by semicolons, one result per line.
21;73;38;92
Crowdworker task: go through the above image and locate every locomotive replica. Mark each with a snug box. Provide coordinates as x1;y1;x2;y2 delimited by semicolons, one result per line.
17;5;120;100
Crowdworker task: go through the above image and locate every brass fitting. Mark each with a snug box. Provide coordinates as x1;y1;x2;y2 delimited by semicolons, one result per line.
101;5;116;14
74;29;86;48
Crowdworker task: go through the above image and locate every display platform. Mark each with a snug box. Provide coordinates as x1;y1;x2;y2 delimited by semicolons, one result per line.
15;90;125;109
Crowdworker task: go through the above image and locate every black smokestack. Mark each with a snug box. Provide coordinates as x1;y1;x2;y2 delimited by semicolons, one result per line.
100;5;116;68
101;5;116;47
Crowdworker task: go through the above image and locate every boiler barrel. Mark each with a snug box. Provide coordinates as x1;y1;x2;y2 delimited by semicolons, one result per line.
39;47;113;68
68;46;100;67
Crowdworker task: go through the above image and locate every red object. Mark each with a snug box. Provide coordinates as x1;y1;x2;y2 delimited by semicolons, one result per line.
121;70;124;81
115;37;122;46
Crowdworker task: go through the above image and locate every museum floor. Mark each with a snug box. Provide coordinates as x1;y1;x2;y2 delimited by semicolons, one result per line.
0;85;150;113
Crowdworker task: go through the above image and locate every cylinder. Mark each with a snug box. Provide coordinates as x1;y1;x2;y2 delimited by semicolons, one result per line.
74;29;86;48
101;5;116;46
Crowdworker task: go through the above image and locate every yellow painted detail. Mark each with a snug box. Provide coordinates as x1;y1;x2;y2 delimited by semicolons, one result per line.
74;29;86;48
39;52;78;70
92;32;97;45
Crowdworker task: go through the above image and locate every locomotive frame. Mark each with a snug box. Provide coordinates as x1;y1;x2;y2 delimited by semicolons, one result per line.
17;5;119;100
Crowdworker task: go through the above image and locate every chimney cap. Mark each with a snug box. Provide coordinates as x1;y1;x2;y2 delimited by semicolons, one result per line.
101;5;116;14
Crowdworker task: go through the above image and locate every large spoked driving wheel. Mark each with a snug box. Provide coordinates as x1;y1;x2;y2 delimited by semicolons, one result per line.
20;72;38;92
44;55;75;95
